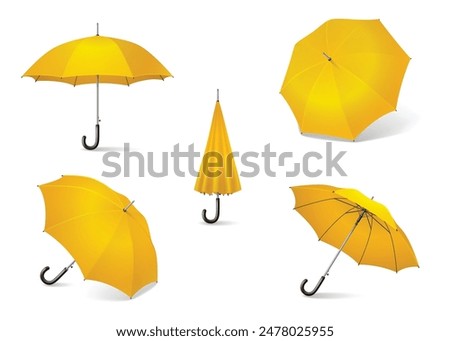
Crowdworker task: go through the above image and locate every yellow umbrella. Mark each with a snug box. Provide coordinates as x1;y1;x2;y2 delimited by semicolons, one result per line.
194;90;241;223
23;24;172;149
291;184;418;296
281;19;410;140
38;175;157;298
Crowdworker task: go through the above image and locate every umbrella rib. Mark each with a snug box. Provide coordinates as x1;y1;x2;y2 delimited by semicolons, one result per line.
319;206;362;240
280;60;325;92
329;66;357;137
82;212;127;279
123;209;154;238
333;197;360;208
371;215;391;232
319;30;364;138
294;196;356;210
338;63;397;109
360;215;399;271
357;212;373;264
294;197;336;210
385;221;399;272
330;25;361;59
43;184;125;209
44;209;119;231
301;61;333;129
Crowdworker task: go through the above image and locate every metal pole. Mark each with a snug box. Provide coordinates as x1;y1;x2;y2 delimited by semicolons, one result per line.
322;209;366;277
96;75;100;124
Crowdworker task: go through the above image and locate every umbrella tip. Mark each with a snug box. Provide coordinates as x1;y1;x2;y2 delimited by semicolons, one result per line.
217;89;219;102
123;200;135;212
96;23;99;36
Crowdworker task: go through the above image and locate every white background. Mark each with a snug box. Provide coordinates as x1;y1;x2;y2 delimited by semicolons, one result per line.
1;0;448;339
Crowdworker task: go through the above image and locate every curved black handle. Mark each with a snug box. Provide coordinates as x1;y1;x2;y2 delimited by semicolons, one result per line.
82;124;100;150
300;276;326;296
202;196;220;224
40;266;70;285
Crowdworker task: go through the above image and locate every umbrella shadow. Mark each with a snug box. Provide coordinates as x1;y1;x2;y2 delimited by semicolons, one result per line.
300;110;419;142
357;110;419;141
42;282;73;288
198;220;238;226
81;146;126;152
304;292;359;299
88;281;158;301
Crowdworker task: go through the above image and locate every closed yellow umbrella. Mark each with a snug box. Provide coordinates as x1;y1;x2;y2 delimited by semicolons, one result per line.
291;184;418;296
195;90;241;223
23;24;172;149
281;19;410;140
38;175;157;298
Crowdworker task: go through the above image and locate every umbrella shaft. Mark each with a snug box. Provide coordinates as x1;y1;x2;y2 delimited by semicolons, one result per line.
96;75;100;124
323;209;366;277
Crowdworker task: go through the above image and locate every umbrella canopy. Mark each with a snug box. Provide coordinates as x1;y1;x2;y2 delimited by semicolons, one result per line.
23;34;171;85
281;19;410;140
23;25;172;149
195;90;241;223
39;175;157;298
291;184;418;295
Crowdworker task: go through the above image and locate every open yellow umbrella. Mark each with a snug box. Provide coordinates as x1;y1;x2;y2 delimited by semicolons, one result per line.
23;24;172;149
38;175;157;298
291;184;418;296
281;19;410;140
194;90;241;223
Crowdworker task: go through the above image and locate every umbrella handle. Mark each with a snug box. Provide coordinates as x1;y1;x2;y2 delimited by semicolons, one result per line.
300;276;326;296
40;261;75;285
82;124;100;150
202;196;220;224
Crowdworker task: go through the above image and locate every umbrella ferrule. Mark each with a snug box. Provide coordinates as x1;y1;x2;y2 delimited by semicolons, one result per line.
322;52;332;62
123;200;135;212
